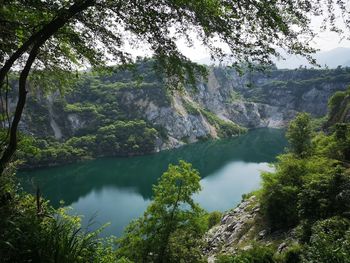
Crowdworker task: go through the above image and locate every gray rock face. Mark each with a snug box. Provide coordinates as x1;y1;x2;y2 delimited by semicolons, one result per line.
17;67;348;151
47;95;63;139
67;114;85;132
204;196;261;261
186;69;348;130
203;195;299;262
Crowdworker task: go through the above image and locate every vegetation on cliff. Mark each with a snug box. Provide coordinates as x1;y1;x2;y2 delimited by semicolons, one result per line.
16;60;249;168
13;63;350;169
213;92;350;262
2;0;330;177
1;87;350;263
19;119;160;168
327;86;350;127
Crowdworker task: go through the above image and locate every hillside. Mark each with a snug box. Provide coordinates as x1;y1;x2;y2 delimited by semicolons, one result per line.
13;61;350;167
203;103;350;262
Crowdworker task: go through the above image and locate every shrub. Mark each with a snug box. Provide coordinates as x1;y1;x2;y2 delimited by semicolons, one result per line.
116;161;206;263
216;243;275;263
286;112;312;157
303;217;350;263
207;211;222;229
0;193;118;263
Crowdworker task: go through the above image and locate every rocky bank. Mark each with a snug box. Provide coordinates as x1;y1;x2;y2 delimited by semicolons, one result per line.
204;196;297;262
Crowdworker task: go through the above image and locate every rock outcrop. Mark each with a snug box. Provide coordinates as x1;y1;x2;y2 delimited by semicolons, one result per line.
204;196;261;262
16;66;350;151
203;196;298;262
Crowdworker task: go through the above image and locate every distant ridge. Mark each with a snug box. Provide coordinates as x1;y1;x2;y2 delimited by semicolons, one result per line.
275;47;350;69
194;47;350;69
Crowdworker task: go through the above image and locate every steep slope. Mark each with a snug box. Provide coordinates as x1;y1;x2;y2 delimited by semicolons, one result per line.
12;62;350;167
326;87;350;127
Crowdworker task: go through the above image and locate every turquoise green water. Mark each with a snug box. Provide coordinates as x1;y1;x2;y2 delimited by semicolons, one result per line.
18;128;286;237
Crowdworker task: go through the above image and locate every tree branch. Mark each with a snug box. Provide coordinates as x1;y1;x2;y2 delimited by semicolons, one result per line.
0;0;96;175
0;0;96;90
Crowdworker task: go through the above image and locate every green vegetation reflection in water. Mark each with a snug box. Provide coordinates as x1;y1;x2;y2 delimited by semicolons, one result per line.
18;128;286;237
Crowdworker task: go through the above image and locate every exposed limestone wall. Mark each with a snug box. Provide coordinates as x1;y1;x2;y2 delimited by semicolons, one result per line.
17;67;349;150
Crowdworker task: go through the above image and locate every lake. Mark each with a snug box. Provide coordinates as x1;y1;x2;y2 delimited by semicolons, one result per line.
18;128;287;237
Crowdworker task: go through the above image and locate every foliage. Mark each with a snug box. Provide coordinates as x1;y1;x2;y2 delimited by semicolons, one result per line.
313;124;350;162
182;99;201;116
4;0;348;80
18;119;159;168
261;111;350;232
181;99;246;138
327;86;350;128
207;211;223;229
116;160;207;263
216;243;275;263
0;187;119;263
260;154;307;230
298;165;350;225
17;137;92;168
280;243;303;263
200;109;246;137
253;92;350;262
303;217;350;263
286;113;313;157
96;120;158;156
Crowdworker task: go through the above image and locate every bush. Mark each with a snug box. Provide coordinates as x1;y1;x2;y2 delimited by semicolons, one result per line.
116;161;206;263
207;211;222;229
260;154;307;230
303;217;350;263
280;243;303;263
0;193;119;263
216;243;275;263
286;112;312;157
200;109;246;137
19;119;160;168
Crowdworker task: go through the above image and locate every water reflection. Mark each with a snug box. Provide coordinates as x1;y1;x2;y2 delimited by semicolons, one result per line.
18;128;286;236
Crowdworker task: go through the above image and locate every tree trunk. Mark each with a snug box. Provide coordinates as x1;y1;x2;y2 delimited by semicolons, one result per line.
0;43;39;174
157;183;183;263
0;0;96;88
0;0;96;176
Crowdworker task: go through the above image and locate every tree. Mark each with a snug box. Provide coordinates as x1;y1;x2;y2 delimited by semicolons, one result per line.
304;217;350;262
216;243;275;263
1;0;349;174
116;160;206;263
286;112;313;157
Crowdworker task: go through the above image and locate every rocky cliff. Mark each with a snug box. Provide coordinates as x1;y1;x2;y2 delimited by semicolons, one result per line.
17;64;350;153
203;196;297;262
326;87;350;127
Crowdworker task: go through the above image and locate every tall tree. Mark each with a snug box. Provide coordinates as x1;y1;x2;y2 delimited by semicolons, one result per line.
0;0;349;174
116;160;205;263
286;112;313;157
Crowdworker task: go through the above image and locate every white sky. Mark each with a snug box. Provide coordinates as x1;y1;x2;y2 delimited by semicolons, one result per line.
308;8;350;51
124;9;350;63
180;7;350;61
174;31;350;63
313;31;350;51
